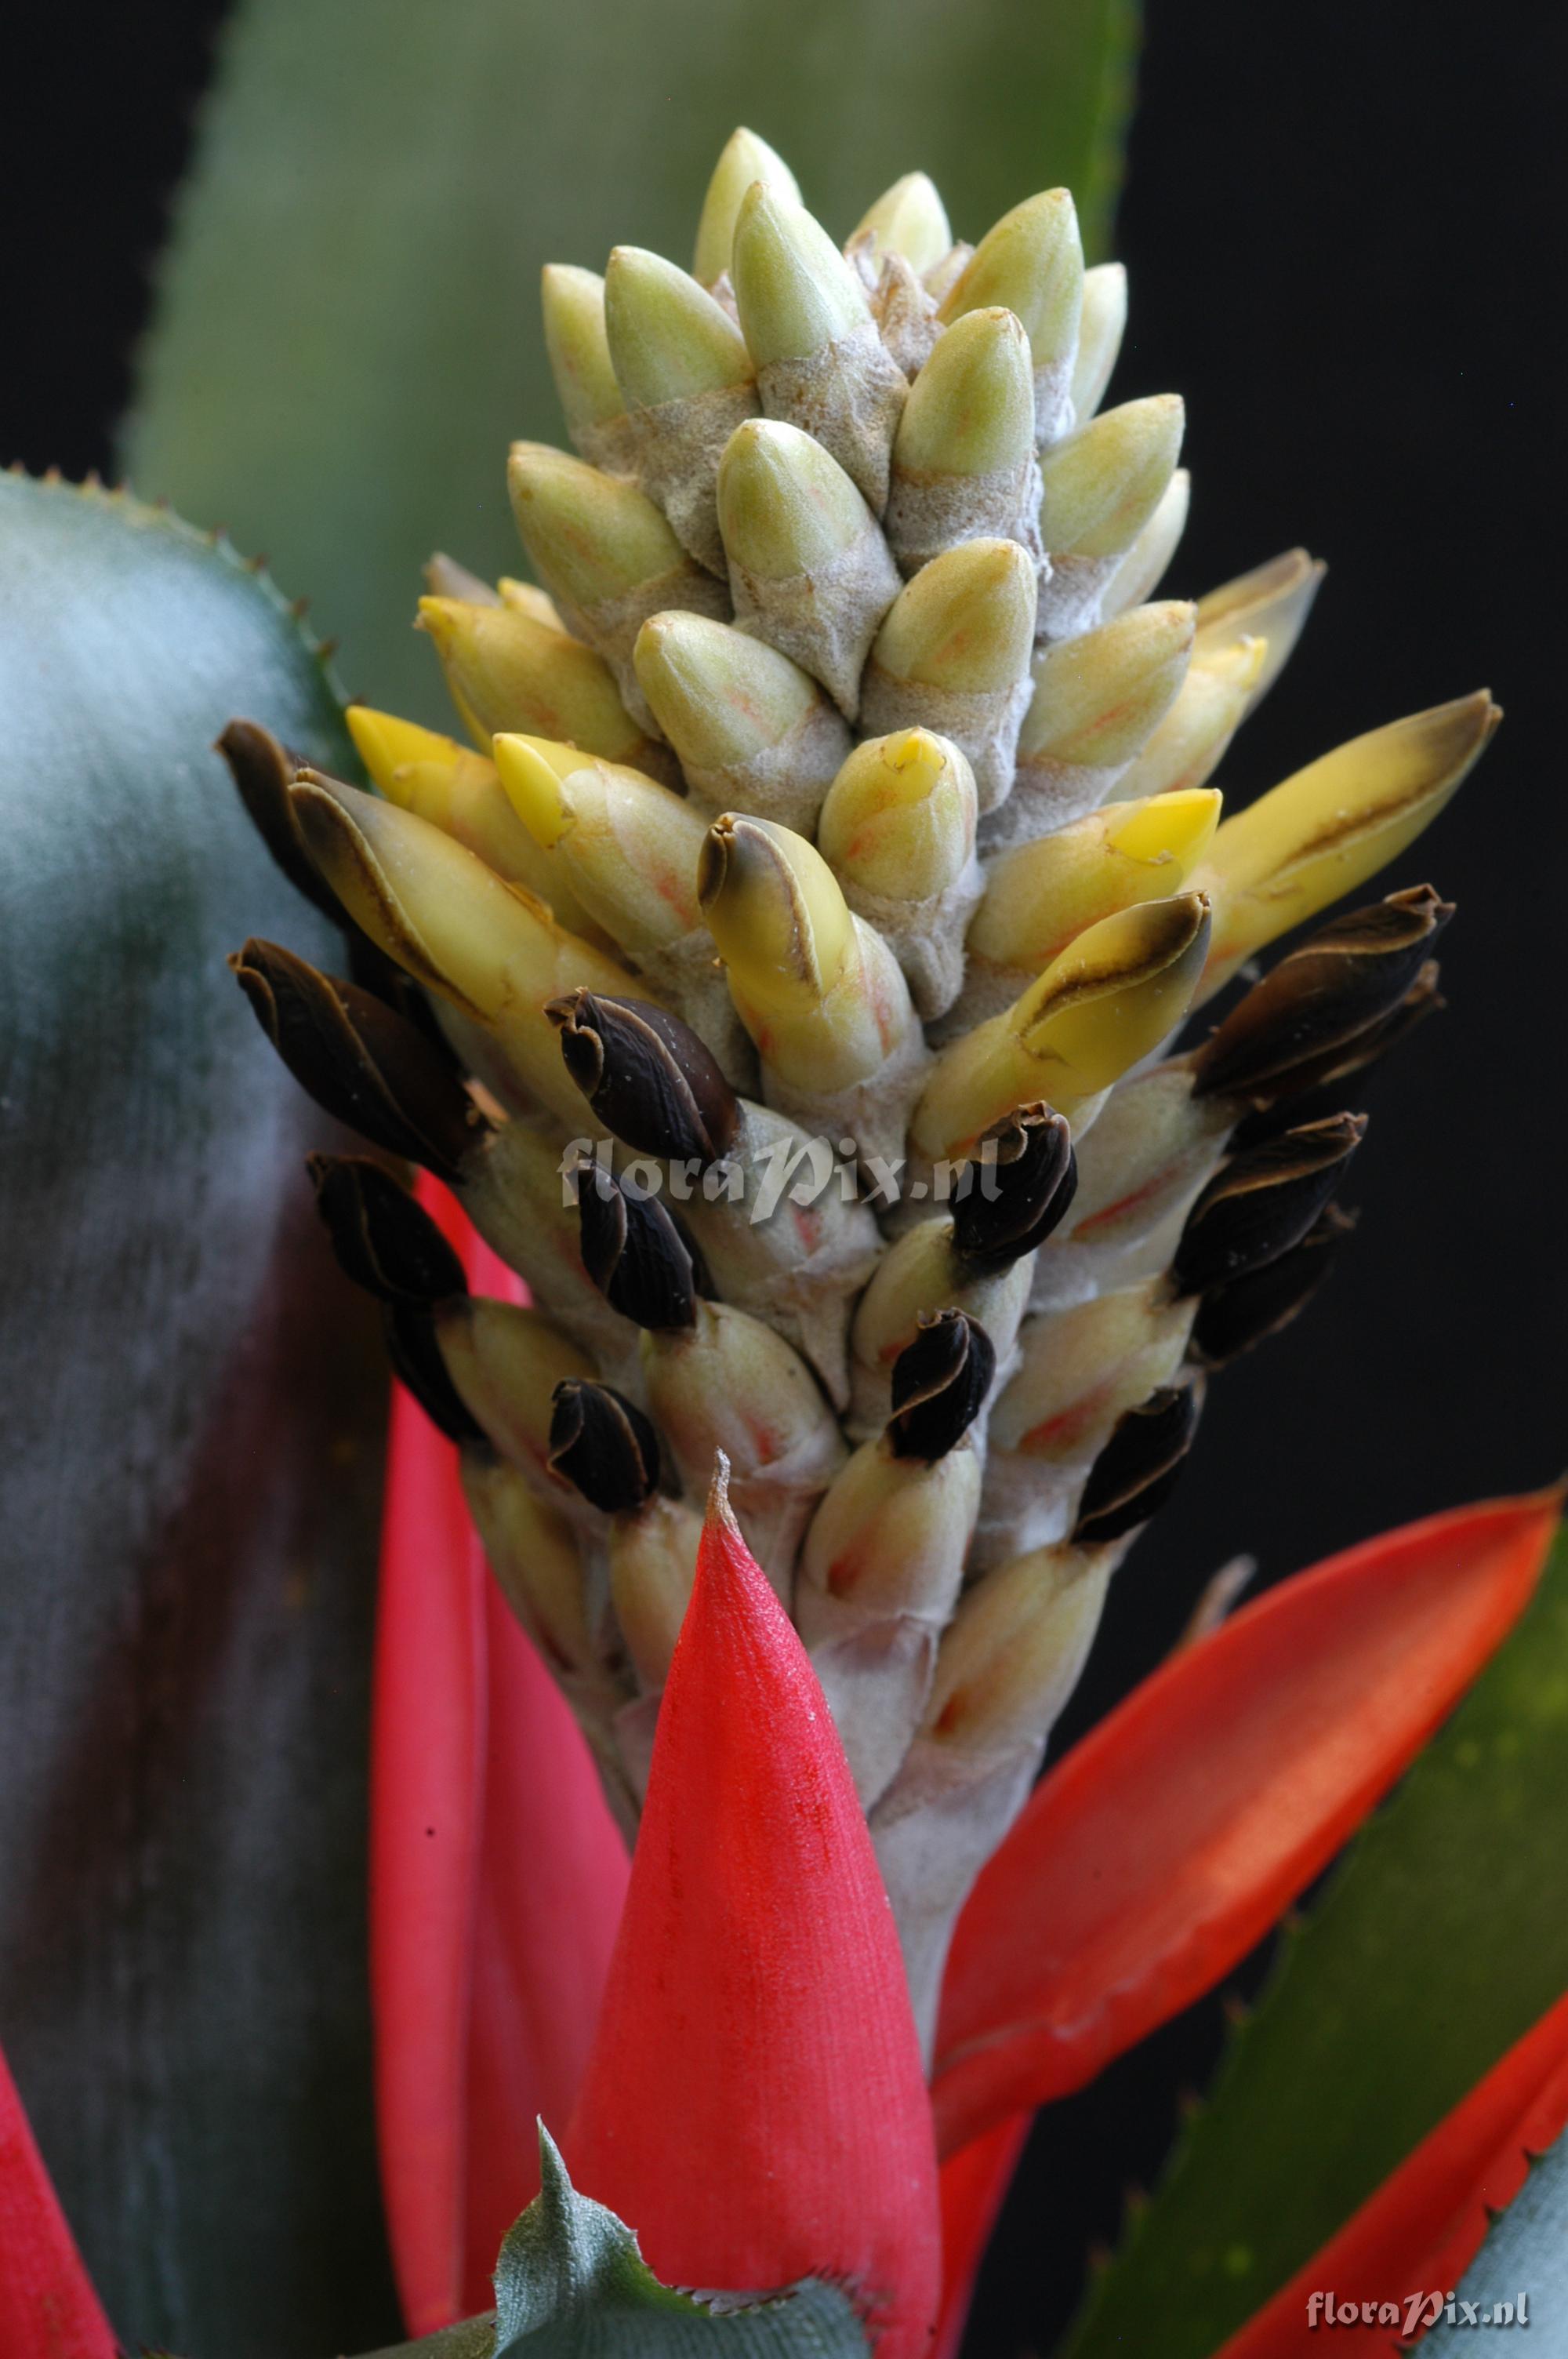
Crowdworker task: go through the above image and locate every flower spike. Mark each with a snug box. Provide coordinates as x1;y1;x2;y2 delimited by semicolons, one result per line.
566;1461;941;2355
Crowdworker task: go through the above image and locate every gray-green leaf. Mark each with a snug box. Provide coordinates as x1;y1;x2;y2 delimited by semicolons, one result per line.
122;0;1138;725
1062;1525;1568;2359
486;2128;868;2357
0;472;397;2357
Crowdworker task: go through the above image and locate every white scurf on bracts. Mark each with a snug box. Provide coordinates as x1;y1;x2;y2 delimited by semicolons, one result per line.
230;126;1497;2023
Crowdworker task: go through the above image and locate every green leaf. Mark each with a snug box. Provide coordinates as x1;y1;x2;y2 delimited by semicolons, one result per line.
487;2128;868;2356
1061;1525;1568;2359
122;0;1139;725
0;474;399;2357
1421;2131;1568;2343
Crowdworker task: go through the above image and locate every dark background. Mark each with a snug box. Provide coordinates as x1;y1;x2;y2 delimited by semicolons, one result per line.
5;2;1566;2353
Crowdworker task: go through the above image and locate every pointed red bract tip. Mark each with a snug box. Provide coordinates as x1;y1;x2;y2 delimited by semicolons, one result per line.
933;1490;1563;2159
568;1456;941;2357
1214;1988;1568;2357
0;2045;117;2359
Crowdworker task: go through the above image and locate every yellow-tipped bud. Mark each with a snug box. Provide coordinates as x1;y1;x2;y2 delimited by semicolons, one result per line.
916;1540;1114;1759
459;1456;604;1691
288;771;641;1125
1019;600;1196;769
1041;394;1185;561
434;1296;591;1484
496;576;561;626
698;812;855;1011
605;245;753;409
508;441;684;615
346;704;456;789
717;415;870;578
967;787;1221;991
871;536;1037;695
644;1299;847;1587
731;180;870;368
731;181;909;513
699;812;920;1126
492;734;709;953
1070;261;1128;423
608;1496;702;1695
1101;467;1191;616
1038;399;1187;639
1113;636;1267;801
911;892;1212;1161
540;264;632;468
1195;692;1500;998
938;189;1084;442
632;609;851;832
1193;547;1327;707
816;726;981;1034
851;172;953;277
345;702;601;930
693;125;801;287
717;418;900;719
818;729;977;904
414;593;669;776
507;442;727;725
862;538;1038;813
891;306;1036;479
990;1285;1194;1468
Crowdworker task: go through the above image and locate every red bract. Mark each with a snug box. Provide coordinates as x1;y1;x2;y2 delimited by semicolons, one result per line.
374;1181;627;2331
931;1492;1563;2161
0;2044;116;2359
567;1466;942;2358
933;2117;1032;2359
1214;1987;1568;2355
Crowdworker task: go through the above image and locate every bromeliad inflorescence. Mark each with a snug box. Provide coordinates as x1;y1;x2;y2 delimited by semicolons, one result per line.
230;122;1494;2041
216;124;1520;2345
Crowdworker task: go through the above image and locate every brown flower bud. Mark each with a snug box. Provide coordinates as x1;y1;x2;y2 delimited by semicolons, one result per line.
887;1310;996;1463
575;1162;699;1331
1073;1381;1201;1542
232;938;481;1181
305;1152;481;1441
307;1154;468;1307
1227;965;1443;1151
546;990;739;1166
1192;885;1453;1106
1171;1114;1365;1298
218;719;343;922
548;1379;662;1514
1189;1207;1354;1368
949;1103;1078;1274
384;1305;486;1446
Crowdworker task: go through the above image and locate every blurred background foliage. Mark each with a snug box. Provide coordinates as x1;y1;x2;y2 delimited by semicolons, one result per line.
122;0;1136;725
